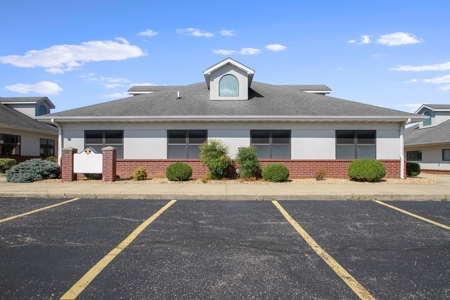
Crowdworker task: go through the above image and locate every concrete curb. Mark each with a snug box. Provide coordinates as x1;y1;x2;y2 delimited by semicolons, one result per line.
0;193;447;201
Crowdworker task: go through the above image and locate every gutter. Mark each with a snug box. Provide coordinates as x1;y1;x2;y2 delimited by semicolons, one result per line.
399;118;410;179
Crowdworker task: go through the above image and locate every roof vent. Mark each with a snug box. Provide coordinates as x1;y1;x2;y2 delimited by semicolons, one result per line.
177;91;181;99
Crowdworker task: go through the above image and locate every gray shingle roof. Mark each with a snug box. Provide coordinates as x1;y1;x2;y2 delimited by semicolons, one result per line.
47;81;416;118
0;97;47;103
0;104;57;134
276;85;331;92
128;84;331;93
404;120;450;145
422;104;450;110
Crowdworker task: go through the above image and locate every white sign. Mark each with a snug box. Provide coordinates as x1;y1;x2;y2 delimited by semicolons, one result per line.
74;148;103;174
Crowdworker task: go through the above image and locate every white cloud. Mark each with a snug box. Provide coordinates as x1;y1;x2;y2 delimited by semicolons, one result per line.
102;92;130;98
371;53;386;58
5;81;63;95
439;85;450;91
0;38;146;73
240;48;261;55
392;61;450;71
137;29;158;37
213;49;237;55
423;75;450;84
177;28;214;38
104;83;124;89
397;103;422;112
349;34;371;45
220;30;234;36
377;32;423;46
265;44;287;52
80;74;130;88
406;79;418;83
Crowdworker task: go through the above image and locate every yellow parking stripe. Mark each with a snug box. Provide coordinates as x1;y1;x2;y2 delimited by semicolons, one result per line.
0;198;80;223
273;201;375;300
60;200;177;300
374;200;450;231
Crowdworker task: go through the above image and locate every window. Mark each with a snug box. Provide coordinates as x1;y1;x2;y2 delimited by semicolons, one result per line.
39;105;47;115
168;130;207;158
219;74;239;97
407;150;422;161
40;139;55;156
336;130;376;159
251;130;291;159
0;133;21;156
85;130;123;158
423;111;432;126
443;149;450;161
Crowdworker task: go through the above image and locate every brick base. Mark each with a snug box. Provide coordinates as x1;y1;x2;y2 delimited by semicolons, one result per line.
116;159;402;179
421;169;450;175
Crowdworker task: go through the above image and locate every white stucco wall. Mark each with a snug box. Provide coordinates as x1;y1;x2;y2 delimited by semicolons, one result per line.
0;126;57;156
209;65;249;101
7;104;37;118
61;122;402;160
405;143;450;171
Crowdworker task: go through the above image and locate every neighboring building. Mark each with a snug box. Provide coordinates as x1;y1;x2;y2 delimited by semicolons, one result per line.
404;104;450;175
0;97;58;162
38;58;424;179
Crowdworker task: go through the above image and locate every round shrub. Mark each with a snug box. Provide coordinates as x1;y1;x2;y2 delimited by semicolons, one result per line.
200;140;232;179
134;167;147;181
0;158;17;173
406;162;421;177
236;146;260;179
46;156;57;163
166;162;192;181
6;159;60;183
347;159;386;182
262;163;290;182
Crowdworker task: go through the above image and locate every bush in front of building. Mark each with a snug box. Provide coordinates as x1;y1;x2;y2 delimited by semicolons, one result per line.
200;140;232;180
262;163;290;182
0;158;17;173
236;146;260;179
6;159;60;183
46;156;57;163
406;162;421;177
166;162;192;181
347;159;386;182
134;167;147;181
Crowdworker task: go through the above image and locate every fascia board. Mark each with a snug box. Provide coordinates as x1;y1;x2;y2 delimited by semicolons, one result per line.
0;123;57;135
37;115;425;123
405;140;450;147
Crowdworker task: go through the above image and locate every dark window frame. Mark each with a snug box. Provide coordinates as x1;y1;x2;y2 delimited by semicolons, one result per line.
250;130;291;159
335;130;377;159
40;138;55;157
407;150;422;161
84;130;124;158
0;133;21;156
167;130;207;159
443;149;450;161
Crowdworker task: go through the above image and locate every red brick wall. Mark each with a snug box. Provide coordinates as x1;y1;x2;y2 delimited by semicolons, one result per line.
61;149;77;182
421;169;450;175
116;159;402;179
102;149;117;182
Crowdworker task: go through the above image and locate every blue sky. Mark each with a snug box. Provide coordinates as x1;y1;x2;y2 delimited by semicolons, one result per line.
1;0;449;113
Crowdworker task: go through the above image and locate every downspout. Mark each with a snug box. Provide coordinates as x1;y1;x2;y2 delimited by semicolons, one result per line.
399;118;411;179
51;119;63;166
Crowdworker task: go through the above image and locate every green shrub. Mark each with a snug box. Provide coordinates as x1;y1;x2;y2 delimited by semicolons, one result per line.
46;156;57;163
0;158;17;173
200;140;232;180
166;162;192;181
236;146;260;179
84;173;102;180
262;163;290;182
134;167;147;181
347;159;386;182
6;159;60;183
406;162;421;177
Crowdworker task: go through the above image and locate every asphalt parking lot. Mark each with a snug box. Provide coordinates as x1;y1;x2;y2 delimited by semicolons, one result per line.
0;198;449;299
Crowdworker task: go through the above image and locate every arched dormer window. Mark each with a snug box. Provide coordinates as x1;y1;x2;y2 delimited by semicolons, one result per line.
219;74;239;97
423;111;432;126
39;105;47;115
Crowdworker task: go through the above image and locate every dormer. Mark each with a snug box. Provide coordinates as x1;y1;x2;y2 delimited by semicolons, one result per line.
415;104;450;128
203;58;255;101
0;96;55;119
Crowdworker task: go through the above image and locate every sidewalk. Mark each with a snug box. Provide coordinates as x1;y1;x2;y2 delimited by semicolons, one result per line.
0;174;449;201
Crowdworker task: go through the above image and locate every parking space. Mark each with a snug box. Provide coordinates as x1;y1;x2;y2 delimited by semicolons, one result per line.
0;198;449;299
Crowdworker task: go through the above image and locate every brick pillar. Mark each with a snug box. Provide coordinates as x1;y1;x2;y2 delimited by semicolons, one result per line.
61;147;78;182
102;146;117;182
